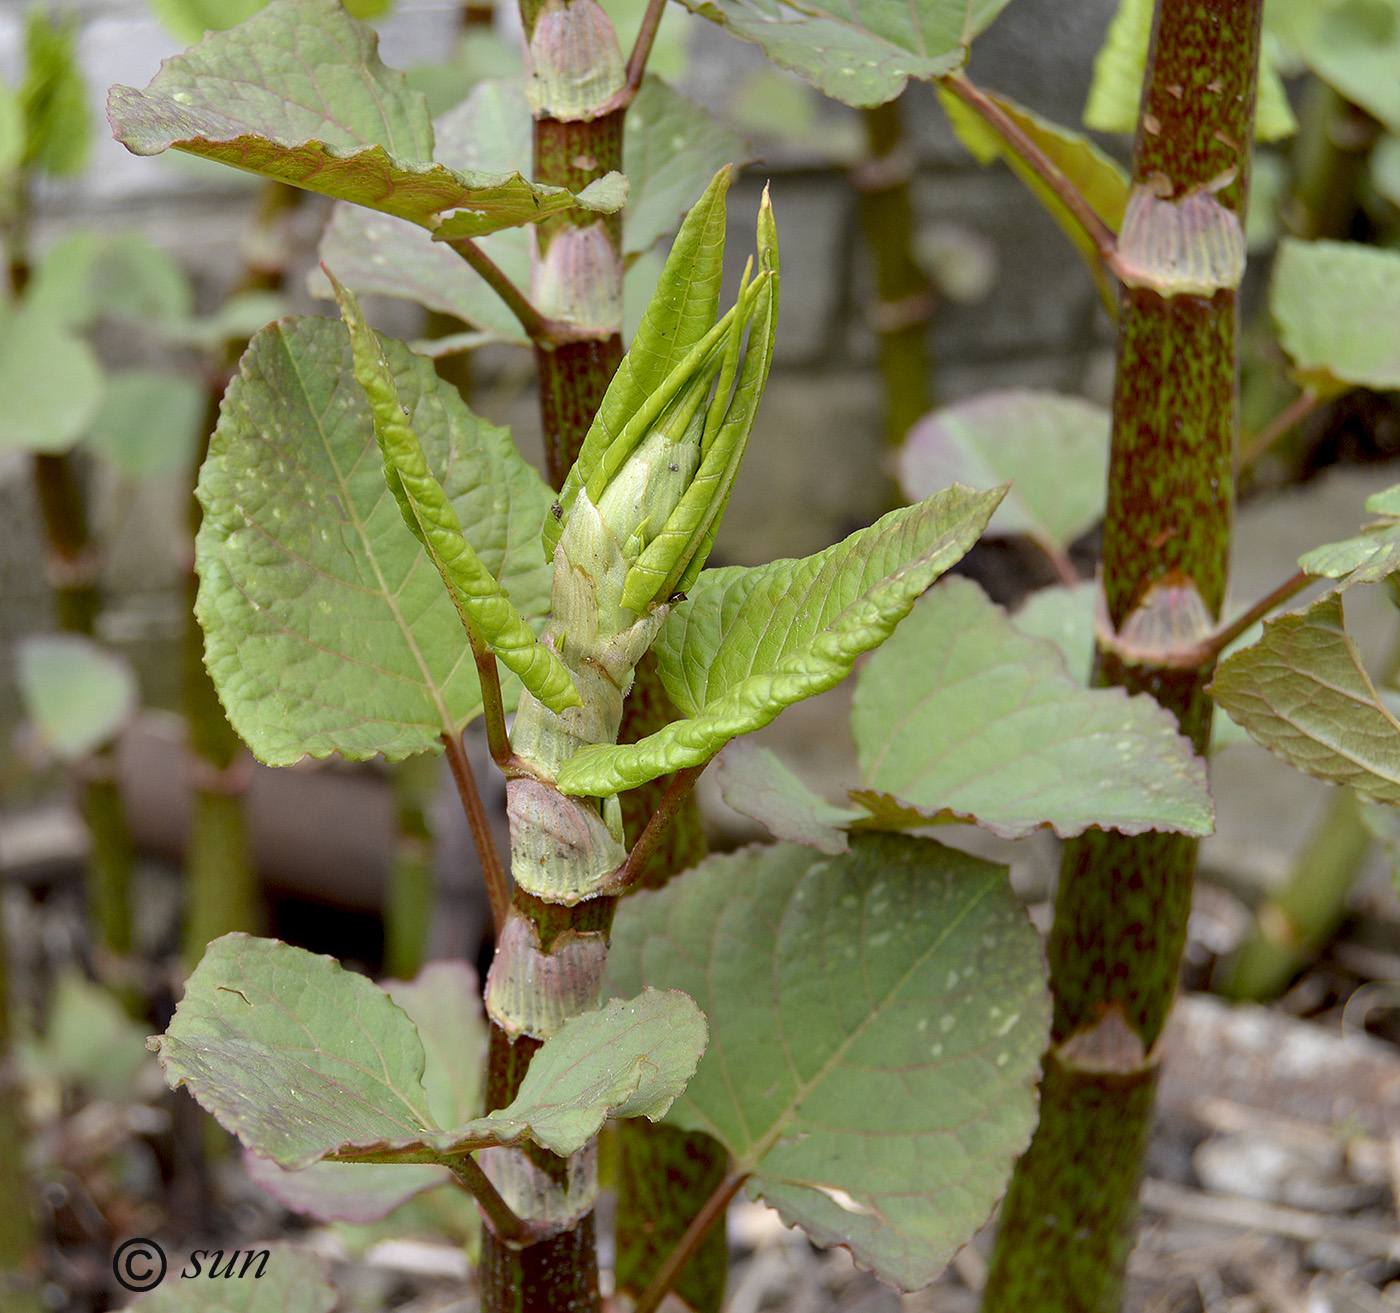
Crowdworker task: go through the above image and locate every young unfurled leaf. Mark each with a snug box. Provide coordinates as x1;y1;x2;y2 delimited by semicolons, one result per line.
850;577;1214;840
156;935;706;1172
672;0;1016;107
16;634;139;762
1210;593;1400;804
898;391;1110;557
606;833;1050;1291
332;276;580;714
108;0;623;237
1271;240;1400;396
937;86;1126;308
546;166;732;561
197;316;554;763
555;486;1002;796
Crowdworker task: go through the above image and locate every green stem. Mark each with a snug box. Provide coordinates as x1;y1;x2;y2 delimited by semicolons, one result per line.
940;72;1119;274
0;902;37;1278
852;97;935;448
983;3;1263;1310
385;751;440;979
82;761;134;956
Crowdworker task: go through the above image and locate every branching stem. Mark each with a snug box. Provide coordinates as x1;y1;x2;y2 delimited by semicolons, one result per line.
620;0;667;105
447;1152;540;1248
939;72;1119;274
1238;389;1321;471
441;235;598;348
441;730;511;934
632;1170;749;1313
599;761;710;896
1200;569;1311;662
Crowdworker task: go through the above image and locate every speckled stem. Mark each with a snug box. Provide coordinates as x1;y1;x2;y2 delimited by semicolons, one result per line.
983;4;1263;1310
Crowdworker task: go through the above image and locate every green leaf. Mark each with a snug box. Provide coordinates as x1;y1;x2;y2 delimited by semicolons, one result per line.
146;0;273;46
245;1152;451;1225
1084;0;1296;139
850;578;1214;839
673;0;1016;107
624;77;749;258
1299;503;1400;587
244;959;483;1224
314;82;533;345
196;315;554;764
937;86;1126;308
1010;581;1098;683
125;1244;336;1311
153;934;439;1171
87;370;206;479
21;9;91;178
556;486;1003;796
108;0;622;237
16;634;139;761
897;390;1109;555
605;833;1051;1291
20;971;152;1101
1271;239;1400;395
1209;592;1400;804
1268;0;1400;134
715;740;860;854
158;936;705;1170
387;961;487;1131
465;989;707;1157
0;81;24;181
0;294;104;454
331;276;580;714
545;165;733;560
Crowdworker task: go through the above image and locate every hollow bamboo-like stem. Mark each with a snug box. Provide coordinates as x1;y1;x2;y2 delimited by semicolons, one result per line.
852;97;935;448
983;3;1263;1309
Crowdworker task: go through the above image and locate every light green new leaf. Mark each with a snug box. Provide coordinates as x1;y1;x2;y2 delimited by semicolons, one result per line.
196;315;554;763
624;77;749;258
937;85;1126;308
1010;581;1098;683
1210;593;1400;804
1084;0;1295;139
556;486;1003;796
1272;239;1400;395
546;165;732;560
332;277;579;714
148;0;392;46
314;82;532;344
153;934;439;1171
674;0;1015;107
1299;492;1400;587
898;390;1109;555
108;0;622;237
16;634;139;761
851;578;1213;839
715;740;861;855
21;8;91;178
1268;0;1400;134
0;295;104;454
128;1244;337;1311
87;370;206;479
20;971;152;1101
606;833;1050;1291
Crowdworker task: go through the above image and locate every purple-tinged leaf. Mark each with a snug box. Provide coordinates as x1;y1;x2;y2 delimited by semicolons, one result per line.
715;740;859;854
